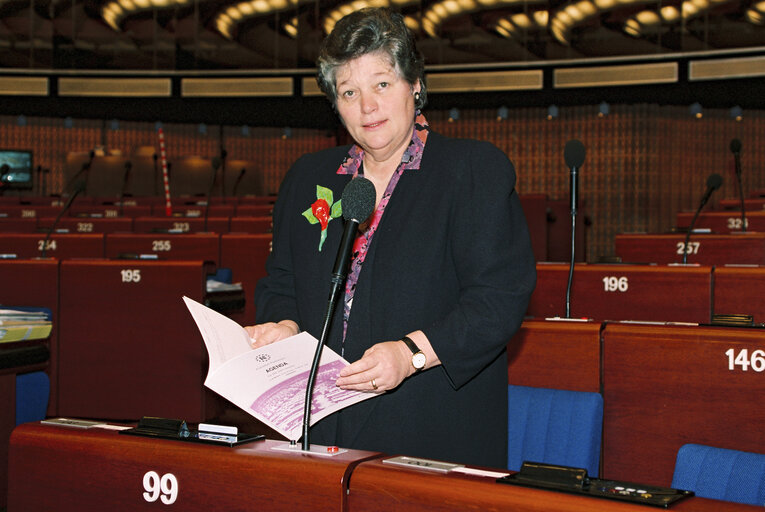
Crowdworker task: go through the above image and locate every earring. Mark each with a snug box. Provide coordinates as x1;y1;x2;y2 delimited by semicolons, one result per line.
414;91;421;103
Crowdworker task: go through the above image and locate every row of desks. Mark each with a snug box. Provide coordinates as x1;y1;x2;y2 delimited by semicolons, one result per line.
0;215;272;234
0;203;273;219
529;262;765;324
8;421;761;511
615;232;765;265
0;237;271;414
509;319;765;488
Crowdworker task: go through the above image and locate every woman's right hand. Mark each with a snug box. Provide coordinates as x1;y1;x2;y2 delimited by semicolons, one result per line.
244;320;299;349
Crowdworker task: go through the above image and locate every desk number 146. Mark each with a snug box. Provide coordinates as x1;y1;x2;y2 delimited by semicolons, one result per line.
725;349;765;372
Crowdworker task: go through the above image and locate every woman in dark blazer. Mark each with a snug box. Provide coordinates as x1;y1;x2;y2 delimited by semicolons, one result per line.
247;7;536;469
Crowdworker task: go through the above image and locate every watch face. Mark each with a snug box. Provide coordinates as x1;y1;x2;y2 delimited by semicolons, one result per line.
412;352;426;369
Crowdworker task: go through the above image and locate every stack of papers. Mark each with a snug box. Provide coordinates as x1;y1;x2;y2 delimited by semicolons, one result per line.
0;308;52;343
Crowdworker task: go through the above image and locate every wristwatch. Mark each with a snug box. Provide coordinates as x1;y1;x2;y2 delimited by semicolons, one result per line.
401;336;426;372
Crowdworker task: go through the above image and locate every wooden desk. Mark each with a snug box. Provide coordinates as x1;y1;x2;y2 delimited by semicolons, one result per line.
70;204;152;218
614;233;765;265
219;233;271;326
718;198;765;211
0;233;105;259
167;204;235;218
0;345;49;510
37;216;133;234
235;204;273;217
602;322;765;487
0;259;59;416
347;457;759;511
713;265;765;324
528;263;713;323
0;205;60;218
508;319;601;392
57;259;217;422
132;216;231;234
105;233;220;264
519;194;548;262
0;218;37;232
8;423;381;511
676;211;765;233
229;216;272;233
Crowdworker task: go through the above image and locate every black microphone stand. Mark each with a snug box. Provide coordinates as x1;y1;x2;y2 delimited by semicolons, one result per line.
41;184;85;258
563;140;585;319
732;140;746;232
301;221;357;451
119;161;132;217
203;158;221;233
682;174;722;264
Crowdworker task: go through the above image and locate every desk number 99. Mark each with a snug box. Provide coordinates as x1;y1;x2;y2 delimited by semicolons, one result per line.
726;349;765;372
143;471;178;505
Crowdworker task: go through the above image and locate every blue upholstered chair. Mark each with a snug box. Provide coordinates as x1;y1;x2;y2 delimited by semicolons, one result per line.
507;384;603;476
15;371;50;426
672;443;765;506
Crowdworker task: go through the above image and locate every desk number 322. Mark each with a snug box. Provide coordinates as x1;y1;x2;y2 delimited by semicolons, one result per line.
726;349;765;372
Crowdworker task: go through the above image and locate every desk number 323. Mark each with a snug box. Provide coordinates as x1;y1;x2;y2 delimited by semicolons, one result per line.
726;349;765;372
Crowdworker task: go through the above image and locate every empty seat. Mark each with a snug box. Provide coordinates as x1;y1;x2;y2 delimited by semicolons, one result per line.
672;443;765;506
508;384;603;476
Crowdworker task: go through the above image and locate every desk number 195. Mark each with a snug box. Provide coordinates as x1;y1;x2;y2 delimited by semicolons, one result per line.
725;348;765;372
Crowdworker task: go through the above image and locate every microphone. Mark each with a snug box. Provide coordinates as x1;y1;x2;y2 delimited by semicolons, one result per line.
119;160;132;216
219;147;228;198
41;181;86;258
682;173;723;264
63;150;94;196
301;176;376;451
563;139;586;318
203;157;221;233
232;168;246;197
730;139;746;232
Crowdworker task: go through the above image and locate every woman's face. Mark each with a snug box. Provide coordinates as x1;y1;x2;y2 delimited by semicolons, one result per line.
335;51;420;164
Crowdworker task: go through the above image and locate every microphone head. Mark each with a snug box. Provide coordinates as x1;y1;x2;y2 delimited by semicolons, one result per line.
707;173;723;191
564;139;586;169
342;177;376;223
730;138;742;154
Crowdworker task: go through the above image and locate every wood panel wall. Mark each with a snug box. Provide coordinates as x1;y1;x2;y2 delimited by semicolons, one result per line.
2;104;763;260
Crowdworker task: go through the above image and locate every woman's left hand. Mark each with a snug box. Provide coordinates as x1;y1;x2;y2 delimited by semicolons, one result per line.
336;341;413;393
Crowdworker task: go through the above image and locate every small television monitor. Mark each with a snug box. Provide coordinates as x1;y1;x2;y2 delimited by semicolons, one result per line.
0;149;34;190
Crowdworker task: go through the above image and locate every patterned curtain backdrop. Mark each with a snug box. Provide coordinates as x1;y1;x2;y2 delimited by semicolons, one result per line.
1;105;763;259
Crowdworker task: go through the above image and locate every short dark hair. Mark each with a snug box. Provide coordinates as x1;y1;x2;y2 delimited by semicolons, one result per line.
316;8;427;110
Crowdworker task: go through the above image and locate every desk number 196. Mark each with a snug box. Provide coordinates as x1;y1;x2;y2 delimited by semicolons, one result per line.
725;348;765;372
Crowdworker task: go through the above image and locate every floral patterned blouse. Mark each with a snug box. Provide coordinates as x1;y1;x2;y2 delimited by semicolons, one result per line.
335;112;430;352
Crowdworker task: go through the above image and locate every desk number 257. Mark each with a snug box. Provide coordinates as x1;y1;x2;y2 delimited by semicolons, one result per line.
726;349;765;372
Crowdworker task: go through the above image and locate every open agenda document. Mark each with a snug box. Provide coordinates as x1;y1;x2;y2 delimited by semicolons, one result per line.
183;296;374;441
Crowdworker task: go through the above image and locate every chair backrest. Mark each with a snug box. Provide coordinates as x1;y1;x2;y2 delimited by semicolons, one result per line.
672;443;765;506
508;384;603;476
16;371;50;426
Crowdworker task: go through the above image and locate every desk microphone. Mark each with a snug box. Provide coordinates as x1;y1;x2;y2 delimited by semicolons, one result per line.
119;160;132;217
730;139;746;232
563;139;586;318
41;181;86;258
301;176;376;451
682;173;723;264
232;168;246;197
203;157;221;233
63;150;94;196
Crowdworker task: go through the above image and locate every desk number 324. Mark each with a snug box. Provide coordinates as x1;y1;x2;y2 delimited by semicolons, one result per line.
725;349;765;372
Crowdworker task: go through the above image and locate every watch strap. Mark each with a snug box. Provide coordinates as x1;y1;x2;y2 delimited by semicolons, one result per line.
401;336;421;355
